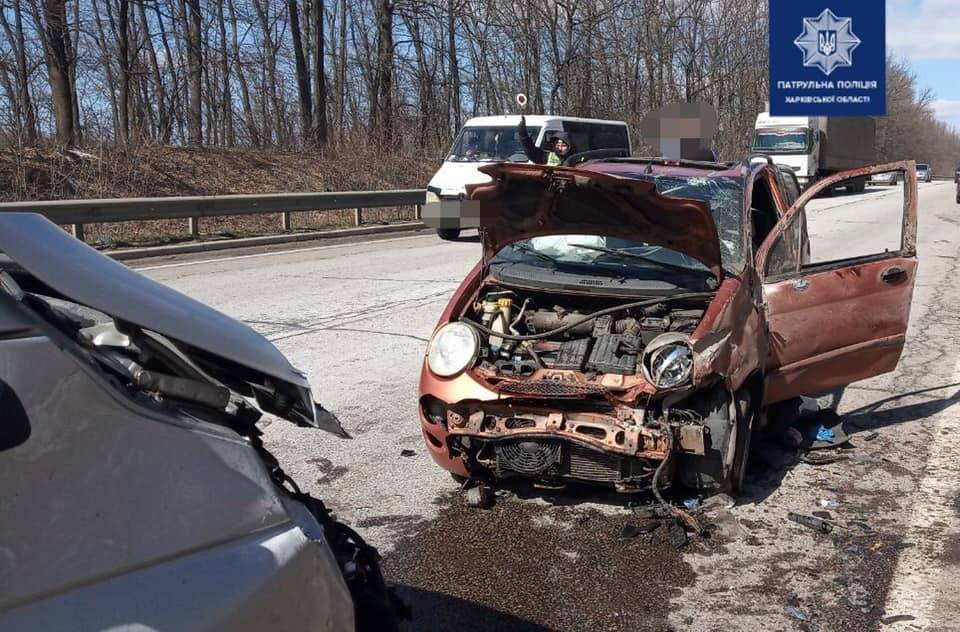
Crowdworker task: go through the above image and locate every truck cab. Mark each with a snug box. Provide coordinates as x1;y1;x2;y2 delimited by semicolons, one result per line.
752;113;821;186
752;111;875;192
424;115;631;240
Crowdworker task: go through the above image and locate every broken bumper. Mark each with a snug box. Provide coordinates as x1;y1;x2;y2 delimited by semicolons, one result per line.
420;399;706;490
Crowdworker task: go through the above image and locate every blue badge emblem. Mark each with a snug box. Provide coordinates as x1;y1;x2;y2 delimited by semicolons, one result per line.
794;9;860;76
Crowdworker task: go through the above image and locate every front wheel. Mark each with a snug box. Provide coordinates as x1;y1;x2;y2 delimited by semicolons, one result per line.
724;394;754;496
436;228;461;241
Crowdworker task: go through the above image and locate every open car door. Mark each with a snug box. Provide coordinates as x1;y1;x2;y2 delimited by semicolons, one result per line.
756;161;919;404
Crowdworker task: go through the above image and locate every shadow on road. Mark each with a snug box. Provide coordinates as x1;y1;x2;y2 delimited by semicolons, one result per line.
394;585;555;632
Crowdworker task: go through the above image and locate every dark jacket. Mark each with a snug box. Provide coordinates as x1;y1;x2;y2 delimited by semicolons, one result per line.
518;117;575;165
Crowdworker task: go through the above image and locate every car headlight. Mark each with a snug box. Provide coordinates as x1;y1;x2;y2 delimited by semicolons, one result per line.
642;333;693;389
427;322;479;377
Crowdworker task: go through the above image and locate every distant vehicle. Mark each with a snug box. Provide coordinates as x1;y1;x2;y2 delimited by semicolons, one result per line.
752;111;876;191
916;163;932;182
0;214;402;632
870;171;899;186
424;115;631;240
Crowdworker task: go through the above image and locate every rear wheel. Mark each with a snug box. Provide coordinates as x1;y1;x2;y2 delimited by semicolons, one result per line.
436;228;461;241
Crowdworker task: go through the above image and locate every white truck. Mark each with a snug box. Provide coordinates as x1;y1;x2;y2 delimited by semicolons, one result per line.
424;115;631;240
752;112;876;192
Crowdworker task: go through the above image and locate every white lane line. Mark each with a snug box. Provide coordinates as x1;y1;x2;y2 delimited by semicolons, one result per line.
882;352;960;630
135;233;442;271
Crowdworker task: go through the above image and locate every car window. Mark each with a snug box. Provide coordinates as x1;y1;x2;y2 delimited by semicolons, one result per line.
562;122;629;152
765;211;803;278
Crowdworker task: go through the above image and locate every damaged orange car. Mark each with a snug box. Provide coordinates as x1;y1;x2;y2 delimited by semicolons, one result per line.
418;157;918;494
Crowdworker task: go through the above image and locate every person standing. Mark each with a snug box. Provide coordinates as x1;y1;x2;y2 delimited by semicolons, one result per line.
517;115;575;165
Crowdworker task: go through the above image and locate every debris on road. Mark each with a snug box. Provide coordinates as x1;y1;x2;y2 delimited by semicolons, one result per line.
819;498;839;509
802;451;851;465
463;483;494;509
620;521;660;538
788;512;834;534
880;614;917;625
864;431;880;442
399;449;417;457
665;518;689;548
701;493;736;511
845;582;874;612
784;605;810;622
812;510;832;520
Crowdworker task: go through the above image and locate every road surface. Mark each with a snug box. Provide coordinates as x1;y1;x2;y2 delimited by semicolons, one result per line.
139;180;959;631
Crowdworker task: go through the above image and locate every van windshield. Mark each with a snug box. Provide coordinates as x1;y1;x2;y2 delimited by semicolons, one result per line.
447;126;539;163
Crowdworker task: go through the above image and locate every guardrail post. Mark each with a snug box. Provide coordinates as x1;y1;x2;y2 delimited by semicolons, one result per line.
415;204;422;220
188;217;200;236
282;211;292;231
72;223;85;241
355;207;362;226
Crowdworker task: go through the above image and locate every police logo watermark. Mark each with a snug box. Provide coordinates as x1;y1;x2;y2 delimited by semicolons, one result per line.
794;9;861;76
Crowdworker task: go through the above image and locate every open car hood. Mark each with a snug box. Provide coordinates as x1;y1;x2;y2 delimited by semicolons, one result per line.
0;213;330;429
472;164;723;280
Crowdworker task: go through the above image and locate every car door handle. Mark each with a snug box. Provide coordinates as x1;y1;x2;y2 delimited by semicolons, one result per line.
881;267;907;284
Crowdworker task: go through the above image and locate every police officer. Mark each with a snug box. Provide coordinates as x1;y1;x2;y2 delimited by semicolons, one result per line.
518;115;575;166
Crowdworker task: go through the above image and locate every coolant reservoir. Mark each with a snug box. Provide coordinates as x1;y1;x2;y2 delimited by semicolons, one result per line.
490;298;513;354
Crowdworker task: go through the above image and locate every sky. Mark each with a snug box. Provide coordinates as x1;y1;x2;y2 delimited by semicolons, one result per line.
888;0;960;129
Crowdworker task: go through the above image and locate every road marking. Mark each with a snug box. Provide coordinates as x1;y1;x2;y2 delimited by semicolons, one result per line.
135;233;441;271
882;352;960;629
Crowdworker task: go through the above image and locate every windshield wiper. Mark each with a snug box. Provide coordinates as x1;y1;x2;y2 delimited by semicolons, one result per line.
568;243;705;275
510;243;560;267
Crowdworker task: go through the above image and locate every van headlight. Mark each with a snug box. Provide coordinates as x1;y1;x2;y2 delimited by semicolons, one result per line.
642;333;693;389
427;322;479;377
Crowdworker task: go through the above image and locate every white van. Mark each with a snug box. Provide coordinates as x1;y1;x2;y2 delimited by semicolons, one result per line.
424;115;632;239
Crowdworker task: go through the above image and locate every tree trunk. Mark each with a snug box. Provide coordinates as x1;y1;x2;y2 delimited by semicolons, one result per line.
35;0;75;145
311;0;328;145
446;0;460;132
288;0;313;142
184;0;203;145
117;0;131;143
8;1;38;141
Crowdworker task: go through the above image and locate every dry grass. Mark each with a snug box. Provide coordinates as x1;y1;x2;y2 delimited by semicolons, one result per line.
0;143;437;247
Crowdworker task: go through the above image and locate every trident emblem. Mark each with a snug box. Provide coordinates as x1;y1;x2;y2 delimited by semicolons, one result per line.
818;30;837;56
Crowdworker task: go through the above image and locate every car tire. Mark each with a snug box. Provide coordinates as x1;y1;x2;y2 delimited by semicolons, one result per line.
437;228;461;241
677;388;752;494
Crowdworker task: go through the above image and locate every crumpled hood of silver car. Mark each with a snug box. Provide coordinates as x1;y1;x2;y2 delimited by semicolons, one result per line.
0;213;315;406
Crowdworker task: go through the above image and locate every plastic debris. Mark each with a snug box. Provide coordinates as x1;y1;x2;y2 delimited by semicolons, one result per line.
870;541;885;552
399;449;416;457
784;605;810;622
787;512;833;534
864;431;880;442
819;499;839;509
815;425;836;442
463;483;493;509
665;518;689;548
683;497;701;510
847;544;864;554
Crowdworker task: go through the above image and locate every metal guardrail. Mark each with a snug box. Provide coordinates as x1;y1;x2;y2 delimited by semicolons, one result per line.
0;189;426;240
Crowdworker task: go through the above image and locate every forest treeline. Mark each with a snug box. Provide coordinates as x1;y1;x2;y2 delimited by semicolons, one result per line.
2;0;959;173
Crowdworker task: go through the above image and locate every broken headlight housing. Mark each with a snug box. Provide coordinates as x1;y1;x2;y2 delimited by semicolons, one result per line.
643;333;693;389
427;322;479;377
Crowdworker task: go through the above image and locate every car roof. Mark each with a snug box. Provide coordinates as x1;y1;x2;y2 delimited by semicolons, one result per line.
463;115;629;127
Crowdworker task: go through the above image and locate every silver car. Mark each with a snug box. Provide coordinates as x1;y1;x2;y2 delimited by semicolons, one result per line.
0;214;404;632
916;163;932;183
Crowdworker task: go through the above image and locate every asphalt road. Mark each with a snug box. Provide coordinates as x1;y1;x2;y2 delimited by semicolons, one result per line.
140;180;959;631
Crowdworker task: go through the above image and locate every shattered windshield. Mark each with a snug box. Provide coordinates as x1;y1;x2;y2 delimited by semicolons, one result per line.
489;175;744;283
447;126;538;163
752;130;810;153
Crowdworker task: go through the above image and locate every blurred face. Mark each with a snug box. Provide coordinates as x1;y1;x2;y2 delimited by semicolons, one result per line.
553;139;570;155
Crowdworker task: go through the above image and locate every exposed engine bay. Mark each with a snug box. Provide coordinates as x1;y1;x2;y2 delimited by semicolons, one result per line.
464;285;707;384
